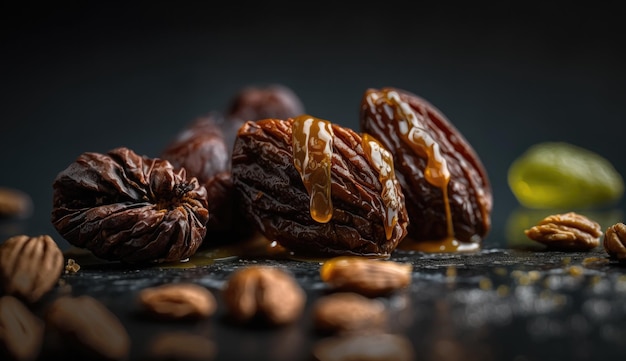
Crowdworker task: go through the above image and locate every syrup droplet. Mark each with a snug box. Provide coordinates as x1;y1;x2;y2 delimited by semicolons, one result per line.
292;114;334;223
365;89;462;252
362;133;400;240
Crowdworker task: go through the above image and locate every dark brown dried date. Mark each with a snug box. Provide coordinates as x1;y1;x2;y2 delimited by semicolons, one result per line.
360;87;492;248
231;117;409;257
51;147;209;263
161;85;305;244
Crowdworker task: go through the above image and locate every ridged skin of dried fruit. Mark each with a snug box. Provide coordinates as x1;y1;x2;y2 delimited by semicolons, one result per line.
51;147;209;263
231;118;409;257
360;87;492;245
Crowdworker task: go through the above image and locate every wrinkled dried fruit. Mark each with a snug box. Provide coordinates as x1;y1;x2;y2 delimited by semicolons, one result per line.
138;283;217;320
604;223;626;261
360;87;492;251
320;256;412;297
46;295;130;361
0;187;33;219
0;235;64;304
51;147;209;263
508;142;624;209
312;292;387;334
524;212;602;250
231;116;409;257
222;265;305;326
226;84;305;124
0;296;44;361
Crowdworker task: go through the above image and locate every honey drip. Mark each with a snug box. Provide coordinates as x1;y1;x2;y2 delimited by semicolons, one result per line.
292;115;334;223
366;89;469;252
361;133;400;240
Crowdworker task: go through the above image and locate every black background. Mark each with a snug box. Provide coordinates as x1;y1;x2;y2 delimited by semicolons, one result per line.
1;1;625;248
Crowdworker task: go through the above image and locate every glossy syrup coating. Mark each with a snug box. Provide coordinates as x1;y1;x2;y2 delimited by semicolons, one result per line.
360;87;492;250
231;116;409;257
51;147;209;263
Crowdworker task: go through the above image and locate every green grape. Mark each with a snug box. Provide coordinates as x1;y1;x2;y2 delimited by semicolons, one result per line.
508;142;624;209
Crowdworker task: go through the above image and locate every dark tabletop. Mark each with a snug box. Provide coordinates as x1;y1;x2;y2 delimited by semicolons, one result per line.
1;2;626;360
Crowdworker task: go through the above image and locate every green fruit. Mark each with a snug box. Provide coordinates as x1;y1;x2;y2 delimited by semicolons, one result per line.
508;142;624;209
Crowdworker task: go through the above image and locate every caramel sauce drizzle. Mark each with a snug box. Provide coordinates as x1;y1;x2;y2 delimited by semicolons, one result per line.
292;114;334;223
361;133;400;240
365;89;476;252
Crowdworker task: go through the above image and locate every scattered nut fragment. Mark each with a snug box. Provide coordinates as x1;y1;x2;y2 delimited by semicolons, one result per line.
0;296;44;361
0;235;64;303
312;292;387;334
222;265;305;326
0;187;33;219
145;332;217;361
312;333;414;361
64;258;80;274
138;283;217;320
320;257;412;297
604;222;626;261
45;295;130;361
524;212;602;250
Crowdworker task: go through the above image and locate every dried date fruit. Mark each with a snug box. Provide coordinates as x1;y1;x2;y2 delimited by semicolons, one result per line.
508;142;624;209
603;222;626;261
226;84;305;124
46;295;130;361
0;187;33;219
312;292;387;334
524;212;602;250
360;87;492;252
222;265;305;326
51;147;209;264
138;283;217;320
0;235;64;304
0;296;44;361
320;256;412;297
231;115;409;257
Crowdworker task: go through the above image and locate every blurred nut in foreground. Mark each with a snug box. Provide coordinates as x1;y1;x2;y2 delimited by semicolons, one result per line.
312;292;387;334
604;222;626;261
0;296;44;361
312;333;414;361
223;265;305;326
0;187;33;219
524;212;602;250
46;295;130;361
0;235;64;304
320;256;412;297
138;283;217;320
145;332;216;361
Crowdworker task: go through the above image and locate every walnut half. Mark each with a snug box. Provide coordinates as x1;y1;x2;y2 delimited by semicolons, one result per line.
604;223;626;261
524;212;602;251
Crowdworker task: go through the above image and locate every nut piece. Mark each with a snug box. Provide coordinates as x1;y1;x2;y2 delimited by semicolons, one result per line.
51;147;209;264
604;223;626;261
312;292;387;334
231;116;409;257
222;265;305;326
360;87;492;248
0;296;44;361
138;283;217;320
524;212;602;250
312;333;415;361
320;257;412;297
146;332;217;361
0;187;33;219
0;235;64;304
46;295;130;361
